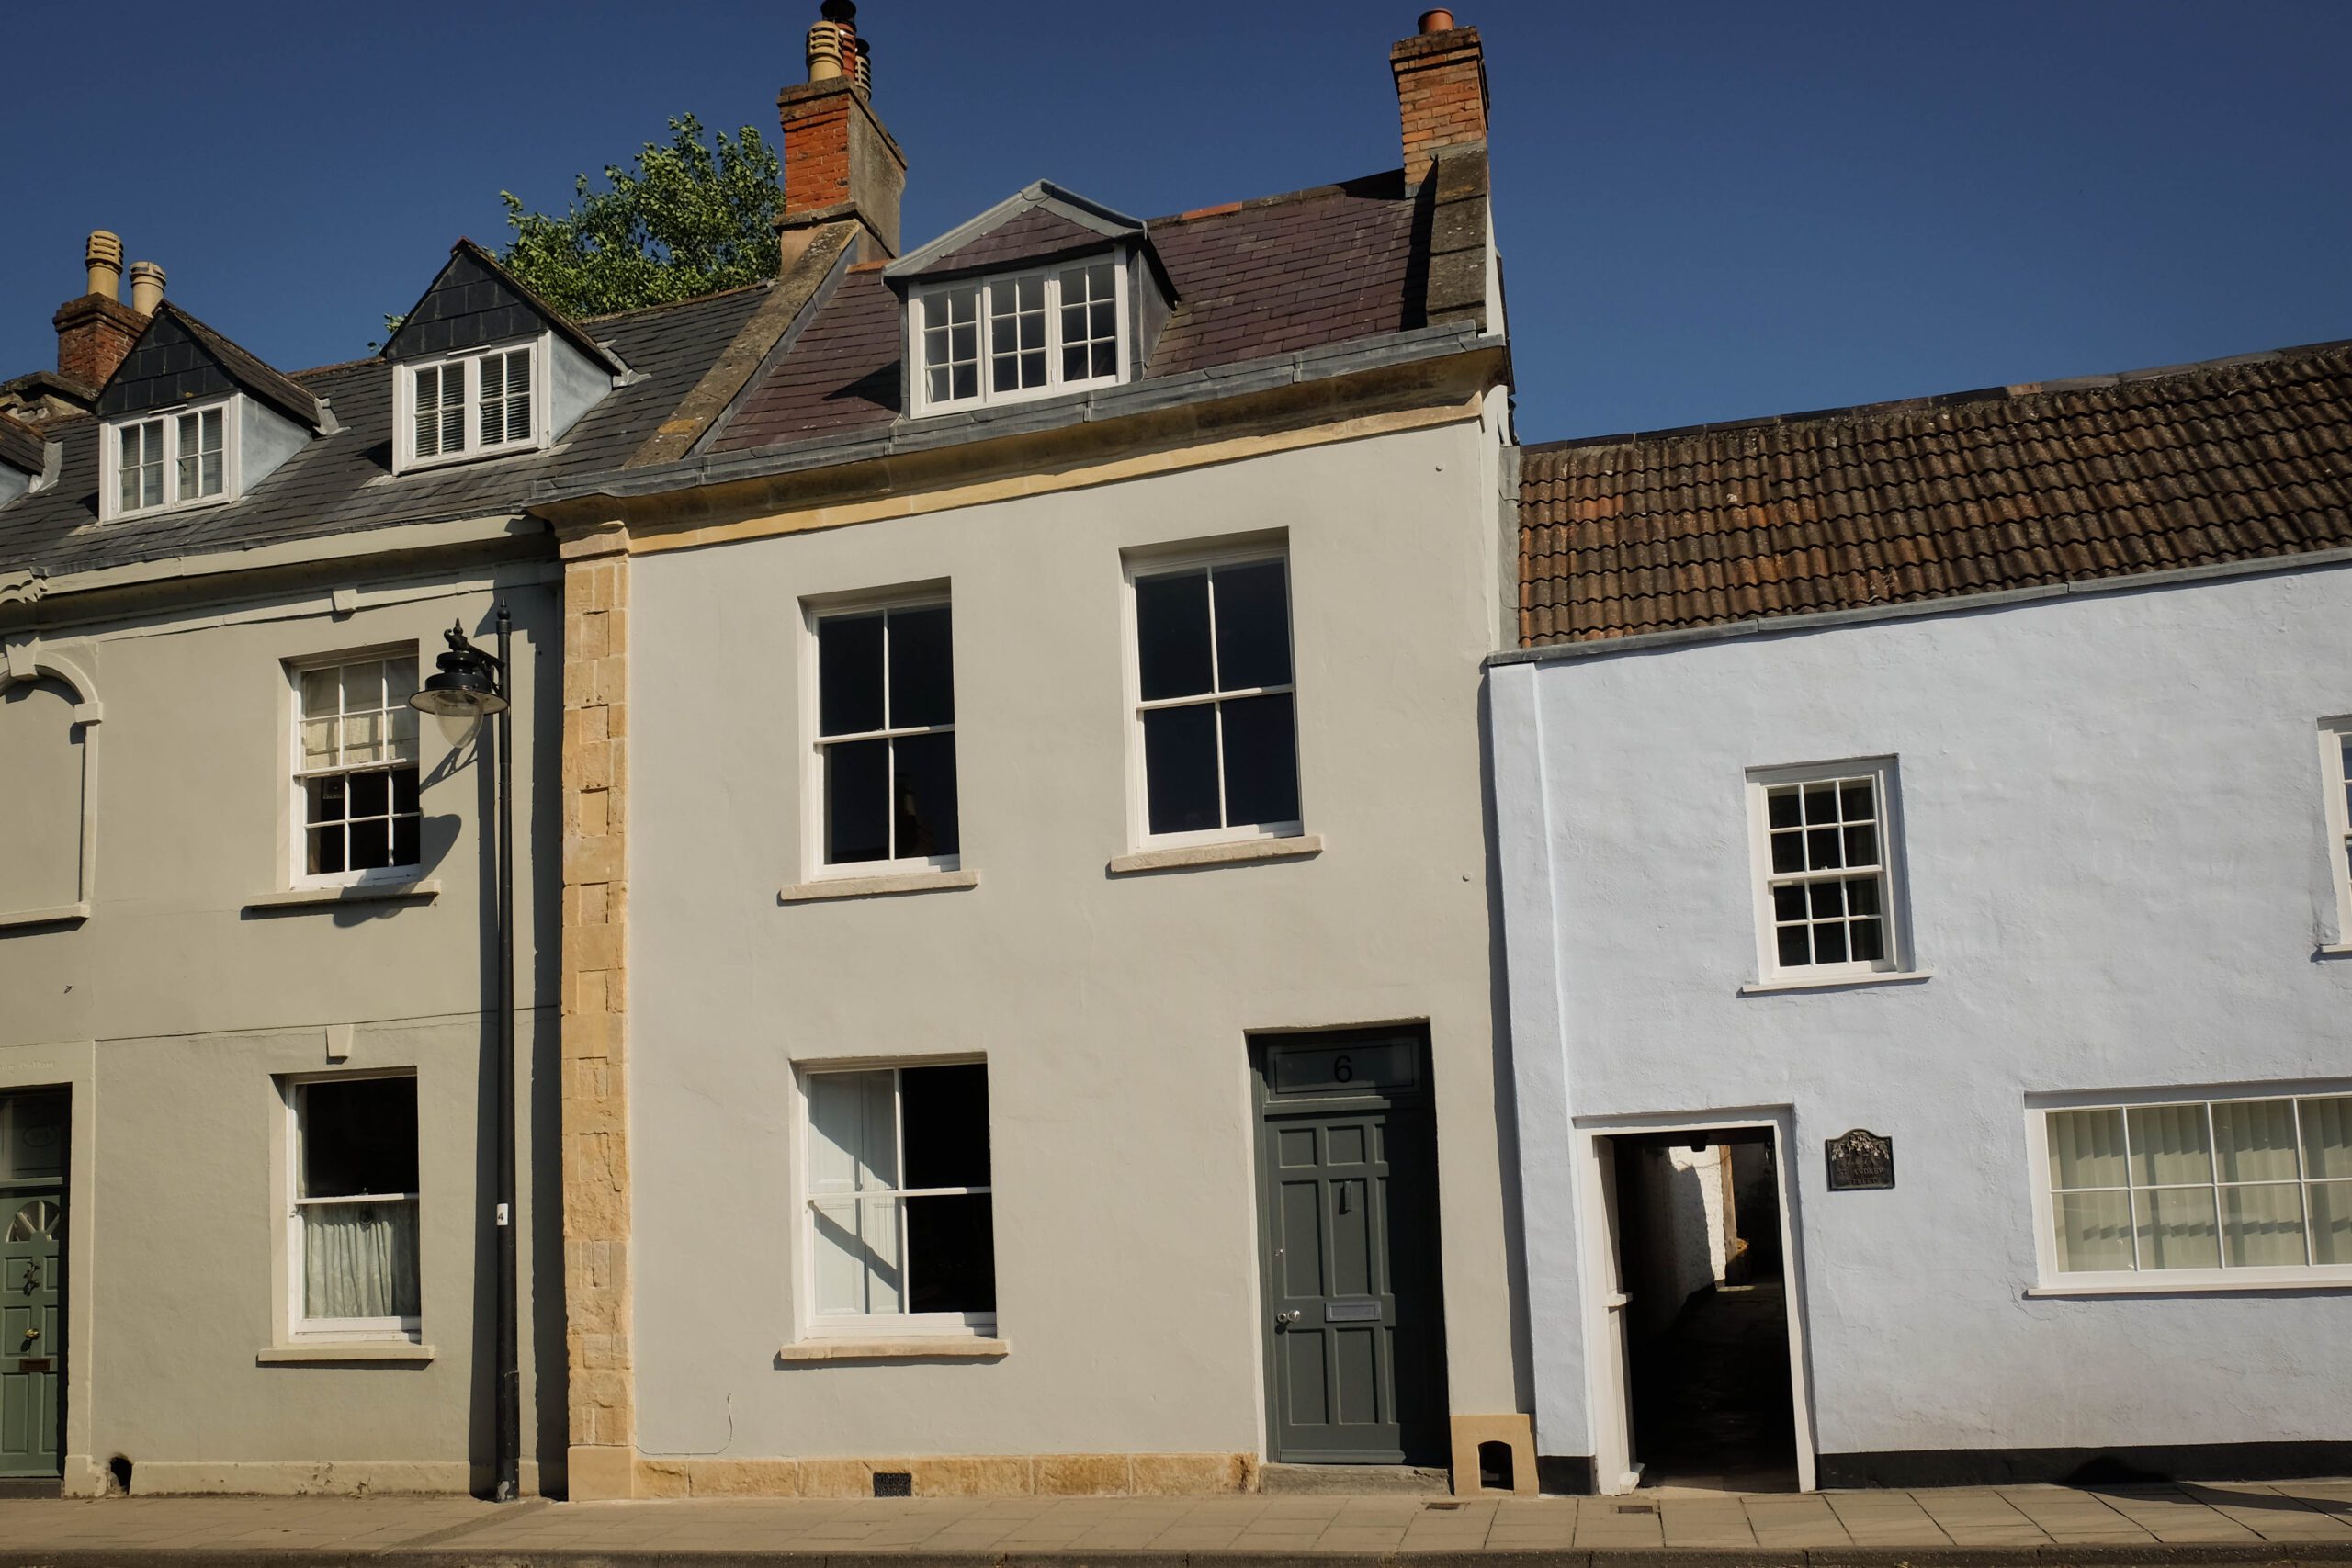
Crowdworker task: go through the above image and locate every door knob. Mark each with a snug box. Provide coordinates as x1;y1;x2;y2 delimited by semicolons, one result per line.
20;1327;37;1341
1275;1309;1302;1327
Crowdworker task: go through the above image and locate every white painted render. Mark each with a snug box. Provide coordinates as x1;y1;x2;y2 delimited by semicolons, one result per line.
1492;561;2352;1467
626;407;1523;1462
0;568;562;1495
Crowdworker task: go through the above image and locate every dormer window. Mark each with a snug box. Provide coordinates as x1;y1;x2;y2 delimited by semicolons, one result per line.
397;340;543;470
101;399;235;520
911;259;1126;415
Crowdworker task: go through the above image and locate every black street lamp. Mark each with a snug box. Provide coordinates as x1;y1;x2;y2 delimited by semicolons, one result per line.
410;609;520;1504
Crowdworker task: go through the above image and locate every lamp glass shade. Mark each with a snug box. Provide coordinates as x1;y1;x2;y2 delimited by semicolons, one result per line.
409;668;509;717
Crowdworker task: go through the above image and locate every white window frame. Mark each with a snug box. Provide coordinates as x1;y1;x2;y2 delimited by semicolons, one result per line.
391;334;549;473
2320;719;2352;947
286;648;424;892
1745;757;1909;984
1121;539;1304;852
908;258;1129;417
282;1070;423;1343
799;586;959;881
98;396;241;521
795;1057;995;1341
2027;1085;2352;1293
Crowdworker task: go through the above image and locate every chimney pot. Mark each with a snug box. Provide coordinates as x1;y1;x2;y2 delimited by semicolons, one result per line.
1419;8;1455;32
781;1;903;258
85;231;124;301
128;261;166;317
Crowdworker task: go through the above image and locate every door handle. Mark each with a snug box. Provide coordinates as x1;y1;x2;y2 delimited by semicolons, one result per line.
20;1327;37;1342
1275;1309;1302;1328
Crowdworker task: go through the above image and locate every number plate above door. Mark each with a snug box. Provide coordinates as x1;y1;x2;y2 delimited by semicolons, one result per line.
1269;1041;1419;1095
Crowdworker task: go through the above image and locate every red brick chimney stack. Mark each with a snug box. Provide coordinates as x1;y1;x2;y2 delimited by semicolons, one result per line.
777;0;906;262
1391;10;1488;187
54;231;153;389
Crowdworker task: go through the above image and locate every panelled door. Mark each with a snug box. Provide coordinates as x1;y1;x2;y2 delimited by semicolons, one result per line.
0;1091;68;1480
1255;1031;1446;1465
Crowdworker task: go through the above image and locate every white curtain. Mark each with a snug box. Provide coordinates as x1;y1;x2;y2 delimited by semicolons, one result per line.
304;1200;420;1320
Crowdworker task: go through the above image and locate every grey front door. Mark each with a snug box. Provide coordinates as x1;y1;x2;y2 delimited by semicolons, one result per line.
1255;1030;1446;1465
0;1091;68;1480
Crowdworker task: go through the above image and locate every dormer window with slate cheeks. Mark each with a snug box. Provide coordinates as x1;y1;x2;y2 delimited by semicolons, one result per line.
394;339;547;471
382;240;627;477
93;303;325;525
886;182;1173;420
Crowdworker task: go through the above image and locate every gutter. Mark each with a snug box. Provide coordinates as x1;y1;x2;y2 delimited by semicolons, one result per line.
1487;545;2352;668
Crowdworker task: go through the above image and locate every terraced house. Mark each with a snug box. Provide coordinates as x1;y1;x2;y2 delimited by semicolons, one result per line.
0;223;782;1495
528;6;1528;1501
1491;344;2352;1495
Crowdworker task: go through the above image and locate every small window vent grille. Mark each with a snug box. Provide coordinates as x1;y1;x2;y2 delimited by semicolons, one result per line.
872;1471;913;1498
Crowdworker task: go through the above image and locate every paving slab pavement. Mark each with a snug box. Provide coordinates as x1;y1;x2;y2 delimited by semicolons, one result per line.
0;1479;2347;1565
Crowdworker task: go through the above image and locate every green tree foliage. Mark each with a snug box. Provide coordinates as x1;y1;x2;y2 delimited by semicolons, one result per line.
497;114;784;318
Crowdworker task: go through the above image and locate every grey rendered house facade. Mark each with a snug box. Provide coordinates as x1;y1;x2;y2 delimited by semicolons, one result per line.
0;233;770;1495
1492;346;2352;1493
535;9;1535;1502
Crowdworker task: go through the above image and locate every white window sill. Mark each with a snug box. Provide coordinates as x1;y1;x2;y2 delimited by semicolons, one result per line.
245;879;440;911
0;902;90;931
778;869;979;904
257;1342;435;1364
2315;943;2352;959
2025;1279;2352;1298
1739;967;1933;997
776;1337;1009;1363
1108;834;1323;876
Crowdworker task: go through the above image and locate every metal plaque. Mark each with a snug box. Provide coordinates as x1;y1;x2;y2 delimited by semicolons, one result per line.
1324;1299;1383;1323
16;1357;51;1372
1825;1128;1894;1190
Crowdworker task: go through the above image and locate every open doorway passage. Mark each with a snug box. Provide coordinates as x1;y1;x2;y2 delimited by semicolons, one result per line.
1609;1129;1797;1492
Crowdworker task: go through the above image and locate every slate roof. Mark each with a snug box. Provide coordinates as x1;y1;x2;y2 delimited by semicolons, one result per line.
707;172;1427;455
1515;342;2352;648
888;182;1143;281
0;281;767;581
98;303;326;430
0;413;42;478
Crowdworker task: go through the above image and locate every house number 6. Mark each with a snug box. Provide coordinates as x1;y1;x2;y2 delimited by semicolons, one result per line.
1333;1055;1353;1083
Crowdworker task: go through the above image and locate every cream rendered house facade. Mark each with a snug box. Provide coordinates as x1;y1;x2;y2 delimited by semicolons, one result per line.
537;9;1540;1501
0;235;775;1495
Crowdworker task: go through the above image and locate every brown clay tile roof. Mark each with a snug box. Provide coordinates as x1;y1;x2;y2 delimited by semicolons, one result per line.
707;173;1421;455
1516;343;2352;648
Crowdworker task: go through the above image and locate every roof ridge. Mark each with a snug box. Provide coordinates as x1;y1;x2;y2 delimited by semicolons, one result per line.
581;276;774;326
1146;169;1408;227
1527;336;2352;455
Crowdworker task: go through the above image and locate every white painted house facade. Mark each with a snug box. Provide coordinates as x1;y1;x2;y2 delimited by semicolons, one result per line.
1494;345;2352;1492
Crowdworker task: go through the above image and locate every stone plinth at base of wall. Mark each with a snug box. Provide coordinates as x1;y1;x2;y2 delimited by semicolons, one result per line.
80;1459;551;1497
605;1452;1265;1499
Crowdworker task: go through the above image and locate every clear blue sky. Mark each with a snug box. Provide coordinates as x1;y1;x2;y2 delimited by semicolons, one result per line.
6;1;2347;439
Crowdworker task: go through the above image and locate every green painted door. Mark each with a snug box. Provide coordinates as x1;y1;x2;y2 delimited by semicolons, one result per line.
0;1091;67;1480
1256;1032;1446;1465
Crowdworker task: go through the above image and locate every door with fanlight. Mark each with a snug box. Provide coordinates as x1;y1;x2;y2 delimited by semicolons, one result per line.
0;1091;67;1480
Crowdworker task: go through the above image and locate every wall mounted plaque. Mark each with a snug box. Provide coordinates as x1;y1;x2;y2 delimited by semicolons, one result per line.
1825;1128;1894;1190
